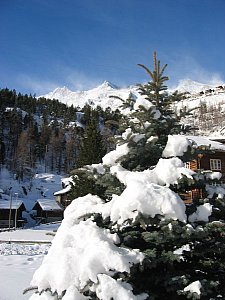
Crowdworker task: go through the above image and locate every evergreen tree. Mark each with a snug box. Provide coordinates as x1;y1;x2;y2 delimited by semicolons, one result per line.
27;52;225;300
118;51;190;171
77;117;106;168
63;127;78;173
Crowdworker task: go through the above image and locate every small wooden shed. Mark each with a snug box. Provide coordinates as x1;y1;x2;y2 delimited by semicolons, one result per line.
32;199;64;223
0;200;26;228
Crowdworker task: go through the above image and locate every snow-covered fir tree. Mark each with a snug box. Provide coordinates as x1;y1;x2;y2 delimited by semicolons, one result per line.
26;52;225;300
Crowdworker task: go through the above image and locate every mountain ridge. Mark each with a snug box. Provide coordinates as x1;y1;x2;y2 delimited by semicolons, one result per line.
39;80;140;110
39;79;225;111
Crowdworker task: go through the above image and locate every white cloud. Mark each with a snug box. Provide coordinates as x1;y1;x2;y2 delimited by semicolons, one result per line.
63;68;101;91
16;74;59;95
16;68;102;95
168;54;224;88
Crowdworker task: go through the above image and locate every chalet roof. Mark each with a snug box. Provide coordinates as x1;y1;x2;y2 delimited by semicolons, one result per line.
208;136;225;143
33;199;63;211
54;176;73;196
0;200;25;210
54;184;71;196
187;135;225;152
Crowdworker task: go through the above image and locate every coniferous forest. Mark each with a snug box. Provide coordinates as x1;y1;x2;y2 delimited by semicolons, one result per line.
0;88;121;179
0;88;122;180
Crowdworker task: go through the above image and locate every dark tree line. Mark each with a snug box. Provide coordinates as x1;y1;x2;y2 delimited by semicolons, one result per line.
0;88;120;179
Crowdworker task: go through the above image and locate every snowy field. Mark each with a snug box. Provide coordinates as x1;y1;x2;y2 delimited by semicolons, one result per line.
0;170;64;300
0;223;60;300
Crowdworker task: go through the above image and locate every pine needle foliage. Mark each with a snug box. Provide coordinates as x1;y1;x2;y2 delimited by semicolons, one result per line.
119;51;191;171
77;117;106;168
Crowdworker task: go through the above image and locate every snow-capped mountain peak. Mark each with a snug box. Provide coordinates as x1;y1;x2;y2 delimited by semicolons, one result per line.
40;79;225;117
42;86;73;100
173;79;220;94
39;81;138;110
100;80;118;89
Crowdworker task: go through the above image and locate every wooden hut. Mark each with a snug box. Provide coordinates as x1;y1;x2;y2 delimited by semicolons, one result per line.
54;184;72;208
32;199;64;223
54;177;73;208
0;200;26;228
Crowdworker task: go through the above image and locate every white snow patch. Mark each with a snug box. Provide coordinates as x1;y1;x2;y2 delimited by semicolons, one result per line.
86;164;106;175
162;135;191;157
205;171;222;180
133;97;153;111
152;109;161;119
184;280;202;297
30;218;144;296
96;274;148;300
188;135;225;151
206;184;225;199
174;244;190;256
102;143;129;165
189;203;213;223
152;158;194;186
110;158;194;188
103;182;186;224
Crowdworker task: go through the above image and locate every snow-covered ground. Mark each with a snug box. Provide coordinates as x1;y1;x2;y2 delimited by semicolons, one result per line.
0;223;60;300
0;170;64;299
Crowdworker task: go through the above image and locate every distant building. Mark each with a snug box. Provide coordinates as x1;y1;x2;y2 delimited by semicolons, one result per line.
54;177;73;208
54;185;72;208
187;136;225;180
32;199;64;223
181;135;225;203
0;200;26;228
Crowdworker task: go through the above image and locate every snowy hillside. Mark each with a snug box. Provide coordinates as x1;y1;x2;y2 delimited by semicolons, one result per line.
171;79;218;94
173;80;225;109
40;79;225;136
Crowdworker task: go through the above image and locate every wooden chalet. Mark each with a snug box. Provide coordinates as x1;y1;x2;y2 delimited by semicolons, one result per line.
0;200;26;228
32;199;64;223
54;178;73;208
54;185;72;208
181;136;225;204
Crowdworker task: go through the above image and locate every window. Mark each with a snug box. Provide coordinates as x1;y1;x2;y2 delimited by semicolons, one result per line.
185;162;191;169
210;159;222;170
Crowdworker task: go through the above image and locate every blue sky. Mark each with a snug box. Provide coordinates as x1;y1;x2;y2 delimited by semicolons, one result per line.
0;0;224;95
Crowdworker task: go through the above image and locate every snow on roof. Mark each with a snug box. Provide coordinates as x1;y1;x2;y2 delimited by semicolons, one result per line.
163;135;225;158
187;135;225;151
35;199;63;211
53;176;73;196
54;184;71;196
208;135;225;142
0;200;25;210
0;188;4;193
